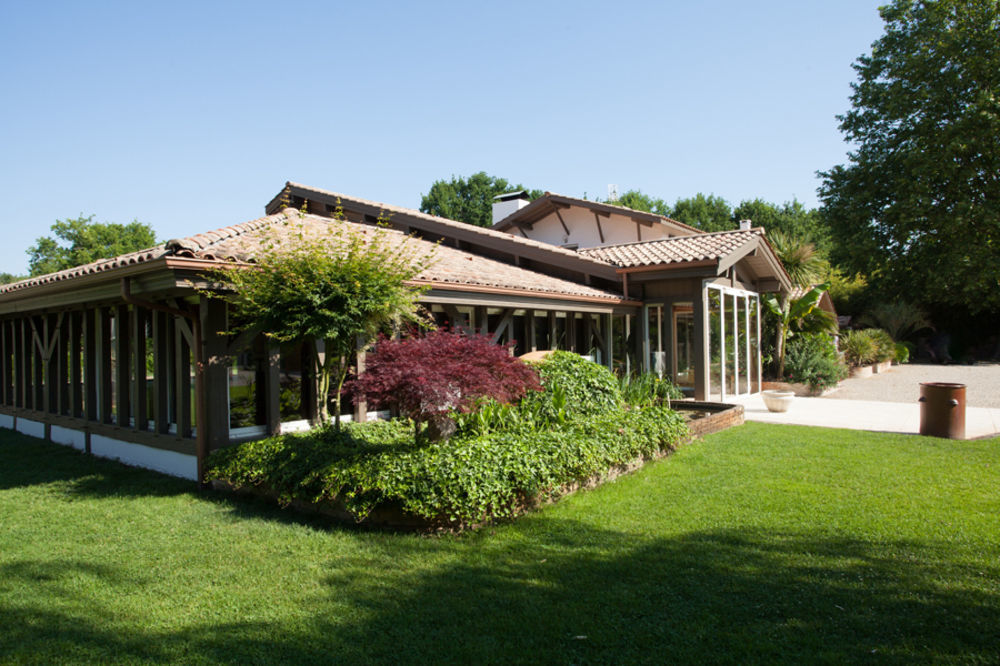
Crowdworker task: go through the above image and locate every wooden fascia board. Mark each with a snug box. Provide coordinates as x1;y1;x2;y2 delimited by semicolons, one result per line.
418;287;641;314
406;278;631;305
716;236;765;275
617;259;717;275
0;260;208;315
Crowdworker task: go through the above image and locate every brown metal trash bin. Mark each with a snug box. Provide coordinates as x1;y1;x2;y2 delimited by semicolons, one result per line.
919;382;966;439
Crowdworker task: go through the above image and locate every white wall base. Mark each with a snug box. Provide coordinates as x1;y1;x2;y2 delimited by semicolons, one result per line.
15;418;45;439
50;425;86;451
90;435;198;481
0;413;13;430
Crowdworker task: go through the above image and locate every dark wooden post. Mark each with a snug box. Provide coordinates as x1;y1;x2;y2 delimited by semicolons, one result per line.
56;313;69;415
84;308;98;421
299;341;318;423
265;342;280;435
602;313;613;371
97;308;113;424
174;316;192;437
131;306;148;431
474;306;487;335
548;311;557;349
152;311;170;434
32;318;44;412
200;298;230;451
566;312;577;353
0;320;7;407
114;305;130;427
20;319;31;409
526;309;537;353
69;311;82;417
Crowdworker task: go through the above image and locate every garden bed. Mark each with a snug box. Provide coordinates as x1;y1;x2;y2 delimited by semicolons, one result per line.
673;400;744;437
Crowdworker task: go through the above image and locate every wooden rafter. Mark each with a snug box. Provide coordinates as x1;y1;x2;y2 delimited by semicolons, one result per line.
593;212;605;244
553;207;570;235
490;308;515;344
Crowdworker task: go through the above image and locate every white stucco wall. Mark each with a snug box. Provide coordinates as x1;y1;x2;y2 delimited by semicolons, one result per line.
0;414;13;430
521;209;673;248
90;434;198;481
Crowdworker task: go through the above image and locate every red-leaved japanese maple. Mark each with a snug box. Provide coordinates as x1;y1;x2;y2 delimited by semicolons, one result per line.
349;330;541;440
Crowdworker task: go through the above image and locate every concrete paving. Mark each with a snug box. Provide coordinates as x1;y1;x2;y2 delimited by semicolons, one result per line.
731;392;1000;440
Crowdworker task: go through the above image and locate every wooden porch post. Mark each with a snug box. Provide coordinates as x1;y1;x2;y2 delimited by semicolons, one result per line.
153;310;170;434
97;309;113;424
200;298;230;451
83;308;98;421
69;311;82;417
602;313;613;371
114;306;130;427
131;306;148;430
174;316;192;438
265;342;281;436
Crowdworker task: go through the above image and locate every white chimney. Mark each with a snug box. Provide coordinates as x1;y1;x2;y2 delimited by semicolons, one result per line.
492;191;531;225
739;219;752;231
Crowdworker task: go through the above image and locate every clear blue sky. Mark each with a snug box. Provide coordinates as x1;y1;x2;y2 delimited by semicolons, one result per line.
0;1;885;275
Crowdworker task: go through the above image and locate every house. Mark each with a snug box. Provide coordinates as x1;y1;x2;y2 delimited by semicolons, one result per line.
0;182;791;481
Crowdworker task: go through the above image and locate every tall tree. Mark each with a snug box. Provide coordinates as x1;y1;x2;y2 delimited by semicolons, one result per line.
731;199;832;253
818;0;1000;314
28;215;157;276
611;189;671;216
670;193;733;232
420;172;543;227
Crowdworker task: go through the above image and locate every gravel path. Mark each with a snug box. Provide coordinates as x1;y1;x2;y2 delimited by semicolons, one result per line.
822;363;1000;408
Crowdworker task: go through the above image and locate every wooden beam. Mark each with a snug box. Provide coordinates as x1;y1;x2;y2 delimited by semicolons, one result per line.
84;309;98;421
593;212;605;244
69;311;82;417
265;342;280;436
490;309;515;344
174;317;192;437
474;306;487;336
526;309;537;353
132;306;148;431
200;297;230;451
441;305;474;335
153;311;170;434
601;313;613;371
553;208;570;235
55;313;68;415
547;311;556;348
114;306;130;427
636;221;642;242
15;320;26;408
0;320;7;406
567;312;577;353
97;309;112;424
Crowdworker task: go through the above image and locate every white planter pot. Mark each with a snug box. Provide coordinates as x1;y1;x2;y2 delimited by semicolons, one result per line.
849;364;874;378
761;389;795;413
874;360;892;373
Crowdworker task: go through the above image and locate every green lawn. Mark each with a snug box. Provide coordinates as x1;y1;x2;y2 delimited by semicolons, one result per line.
1;423;998;664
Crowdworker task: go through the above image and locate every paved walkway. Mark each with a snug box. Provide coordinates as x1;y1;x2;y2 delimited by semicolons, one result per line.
731;393;1000;439
728;364;1000;439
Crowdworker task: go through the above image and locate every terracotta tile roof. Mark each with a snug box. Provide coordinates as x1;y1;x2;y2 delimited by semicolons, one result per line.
0;209;623;302
577;229;765;268
283;182;616;270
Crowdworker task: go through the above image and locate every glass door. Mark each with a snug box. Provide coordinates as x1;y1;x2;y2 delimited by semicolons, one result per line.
672;305;694;392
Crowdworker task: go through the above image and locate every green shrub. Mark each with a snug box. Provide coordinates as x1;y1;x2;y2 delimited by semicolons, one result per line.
784;333;847;391
894;341;911;364
520;351;622;421
840;329;877;367
618;372;683;407
205;406;689;526
864;328;896;362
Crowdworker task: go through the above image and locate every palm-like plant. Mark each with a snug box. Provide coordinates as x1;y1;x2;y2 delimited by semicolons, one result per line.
857;301;932;341
768;230;828;289
763;282;835;379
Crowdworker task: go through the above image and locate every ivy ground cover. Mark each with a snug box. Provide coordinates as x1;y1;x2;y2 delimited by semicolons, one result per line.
1;423;998;663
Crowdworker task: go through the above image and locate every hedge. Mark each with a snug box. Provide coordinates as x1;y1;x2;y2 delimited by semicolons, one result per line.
205;406;689;527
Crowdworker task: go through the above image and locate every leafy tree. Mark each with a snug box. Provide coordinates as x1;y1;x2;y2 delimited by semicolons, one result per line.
669;193;733;232
208;215;435;427
611;190;671;216
731;199;832;253
420;172;543;227
0;272;25;285
28;215;157;276
818;0;1000;314
350;330;541;441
